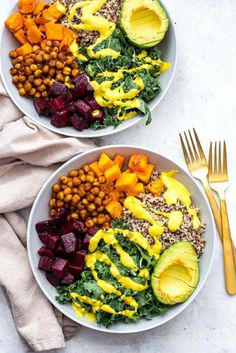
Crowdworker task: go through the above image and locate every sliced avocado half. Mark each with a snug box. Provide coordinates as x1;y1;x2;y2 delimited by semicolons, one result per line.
151;242;199;305
120;0;169;48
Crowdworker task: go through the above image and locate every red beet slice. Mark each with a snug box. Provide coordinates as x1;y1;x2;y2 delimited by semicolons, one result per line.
49;82;72;101
87;226;99;236
36;220;56;233
38;232;49;244
54;245;67;258
61;232;77;254
61;273;75;285
38;246;53;257
33;97;51;117
38;256;52;272
52;258;68;279
50;97;67;114
73;250;87;267
62;219;87;236
90;109;104;122
68;264;83;279
48;234;60;250
51;109;69;128
70;113;90;131
74;100;92;119
81;234;92;250
84;96;101;111
46;273;60;287
54;208;69;222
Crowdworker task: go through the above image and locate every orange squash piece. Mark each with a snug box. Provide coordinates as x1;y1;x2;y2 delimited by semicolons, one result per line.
39;24;45;32
13;29;28;44
40;38;47;49
45;23;63;40
5;13;24;33
43;2;66;22
16;42;33;56
33;0;47;15
113;154;125;170
105;201;122;219
27;25;42;43
35;15;46;25
147;179;164;196
60;27;76;51
89;161;103;177
109;190;120;201
128;153;148;173
98;153;114;172
23;17;35;30
115;173;138;192
127;183;145;196
104;164;122;183
19;0;36;14
138;164;154;184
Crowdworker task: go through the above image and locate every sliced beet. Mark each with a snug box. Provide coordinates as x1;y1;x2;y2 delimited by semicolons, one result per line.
47;234;60;250
38;246;53;257
70;114;90;131
54;245;67;258
50;97;67;114
81;234;92;250
54;208;69;222
76;238;82;251
62;219;87;236
33;98;51;117
46;272;60;287
51;109;69;128
49;82;71;101
61;273;75;285
87;226;99;236
73;250;87;267
71;73;93;97
38;232;49;244
74;100;92;119
52;258;68;279
90;109;104;122
68;264;83;279
61;232;77;254
36;220;58;234
84;96;101;111
38;256;52;272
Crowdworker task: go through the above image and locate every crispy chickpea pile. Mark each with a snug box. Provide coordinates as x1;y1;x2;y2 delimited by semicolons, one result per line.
49;164;115;229
9;40;80;98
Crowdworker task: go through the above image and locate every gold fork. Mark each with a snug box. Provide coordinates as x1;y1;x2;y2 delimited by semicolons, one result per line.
179;129;222;237
208;141;236;294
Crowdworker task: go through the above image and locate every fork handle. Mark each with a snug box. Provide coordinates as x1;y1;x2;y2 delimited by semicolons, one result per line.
220;198;236;295
202;178;222;237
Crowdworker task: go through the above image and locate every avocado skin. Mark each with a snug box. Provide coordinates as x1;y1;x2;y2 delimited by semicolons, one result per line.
151;242;199;305
120;0;169;48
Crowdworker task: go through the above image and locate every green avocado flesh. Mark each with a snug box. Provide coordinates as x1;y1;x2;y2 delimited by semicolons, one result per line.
151;242;199;305
120;0;169;48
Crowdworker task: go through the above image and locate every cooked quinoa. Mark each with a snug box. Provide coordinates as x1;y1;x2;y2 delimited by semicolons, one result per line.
121;171;206;258
50;0;121;46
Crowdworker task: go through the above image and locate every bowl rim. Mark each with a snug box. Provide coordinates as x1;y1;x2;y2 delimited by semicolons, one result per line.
27;145;215;334
0;0;178;138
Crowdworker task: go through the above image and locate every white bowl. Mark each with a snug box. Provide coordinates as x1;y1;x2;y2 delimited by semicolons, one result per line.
0;0;177;138
27;145;215;333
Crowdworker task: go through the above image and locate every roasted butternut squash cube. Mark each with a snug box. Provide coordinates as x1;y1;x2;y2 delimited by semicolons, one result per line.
45;23;63;40
33;0;47;15
5;13;24;33
23;17;35;30
19;0;36;14
128;153;148;172
16;42;33;56
13;29;28;44
43;2;66;22
109;190;120;201
115;173;138;192
27;25;42;43
105;201;122;219
113;154;125;170
138;164;154;184
98;152;114;172
122;168;131;174
127;183;145;196
104;164;122;183
89;161;103;177
147;179;164;196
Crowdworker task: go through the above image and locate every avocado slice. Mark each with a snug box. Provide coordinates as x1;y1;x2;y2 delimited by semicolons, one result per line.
120;0;169;48
151;242;199;305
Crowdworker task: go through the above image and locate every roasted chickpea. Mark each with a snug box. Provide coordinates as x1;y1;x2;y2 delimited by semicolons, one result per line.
105;214;111;222
71;194;80;204
87;203;96;212
78;203;85;211
84;183;92;192
30;64;37;72
28;75;35;83
97;205;104;213
41;91;48;98
66;56;74;65
34;78;42;87
16;56;23;63
92;217;98;224
71;69;80;77
52;183;61;192
98;176;106;184
46;40;53;47
10;68;17;75
71;187;78;194
71;61;79;69
98;191;105;199
73;177;81;186
94;197;102;206
63;67;71;76
17;83;23;89
60;176;69;184
29;87;37;96
86;175;94;183
97;214;106;225
12;76;19;84
58;52;66;61
25;58;34;66
34;69;43;78
103;222;110;229
56;200;64;207
24;81;32;91
49;198;57;207
71;212;79;219
78;190;86;198
82;198;89;206
78;169;85;175
49;60;56;68
91;187;100;195
34;92;41;98
25;67;32;76
19;88;26;96
38;84;46;92
43;53;50;61
44;46;51;53
69;170;78;178
93;181;100;187
9;50;18;58
80;209;88;219
83;165;90;173
15;63;21;69
55;73;65;82
86;219;94;228
57;191;64;200
49;68;56;77
50;51;58;60
64;194;72;202
67;181;73;188
33;45;40;52
102;198;110;206
53;41;60;47
50;209;56;217
55;60;64;69
80;175;86;182
87;193;95;202
43;78;50;86
63;187;71;196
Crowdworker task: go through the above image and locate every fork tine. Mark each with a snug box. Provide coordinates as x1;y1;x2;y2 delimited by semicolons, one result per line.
223;141;228;176
214;141;217;174
179;133;191;166
218;141;222;174
184;132;195;163
208;142;213;176
188;130;200;161
193;128;207;162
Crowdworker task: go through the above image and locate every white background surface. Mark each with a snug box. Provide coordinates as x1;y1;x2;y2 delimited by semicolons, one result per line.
1;1;236;352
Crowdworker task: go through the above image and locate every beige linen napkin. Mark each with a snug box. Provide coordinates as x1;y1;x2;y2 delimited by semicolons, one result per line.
0;80;96;351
